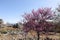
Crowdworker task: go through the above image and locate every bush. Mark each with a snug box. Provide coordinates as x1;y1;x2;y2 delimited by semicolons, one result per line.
0;30;7;34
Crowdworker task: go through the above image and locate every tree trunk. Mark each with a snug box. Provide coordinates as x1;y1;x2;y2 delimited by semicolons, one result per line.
37;31;40;40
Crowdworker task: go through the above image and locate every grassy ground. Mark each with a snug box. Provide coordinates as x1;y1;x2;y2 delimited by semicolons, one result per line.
0;27;60;40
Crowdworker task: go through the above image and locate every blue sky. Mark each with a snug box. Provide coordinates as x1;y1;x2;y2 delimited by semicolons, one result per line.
0;0;60;23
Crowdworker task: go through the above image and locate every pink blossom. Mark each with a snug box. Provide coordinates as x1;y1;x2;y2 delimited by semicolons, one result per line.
23;8;55;33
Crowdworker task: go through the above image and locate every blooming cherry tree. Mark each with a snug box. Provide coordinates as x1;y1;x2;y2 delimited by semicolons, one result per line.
23;8;55;40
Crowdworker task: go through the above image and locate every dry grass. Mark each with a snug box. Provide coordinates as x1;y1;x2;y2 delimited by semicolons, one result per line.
0;27;60;40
